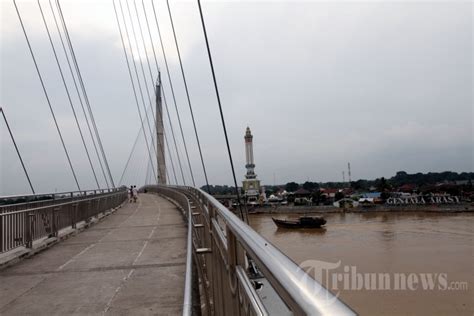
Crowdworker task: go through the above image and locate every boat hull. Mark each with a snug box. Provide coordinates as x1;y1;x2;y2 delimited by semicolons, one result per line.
272;217;326;228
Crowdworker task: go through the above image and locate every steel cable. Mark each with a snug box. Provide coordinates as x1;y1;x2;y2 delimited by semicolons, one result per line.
56;0;115;188
48;0;110;189
165;0;210;192
196;0;246;221
37;0;101;189
130;0;179;185
113;0;158;182
0;107;35;194
13;0;81;191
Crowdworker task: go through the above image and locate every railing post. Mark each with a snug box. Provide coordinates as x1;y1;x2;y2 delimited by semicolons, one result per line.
25;212;34;248
86;200;92;222
96;198;100;217
0;211;3;253
71;203;78;229
226;227;239;315
52;207;59;237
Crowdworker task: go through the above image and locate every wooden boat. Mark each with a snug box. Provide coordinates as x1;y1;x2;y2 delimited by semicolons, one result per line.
272;216;326;228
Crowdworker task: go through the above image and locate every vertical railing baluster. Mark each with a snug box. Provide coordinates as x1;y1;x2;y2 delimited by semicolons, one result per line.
25;212;34;248
72;203;77;229
52;207;59;238
0;211;3;252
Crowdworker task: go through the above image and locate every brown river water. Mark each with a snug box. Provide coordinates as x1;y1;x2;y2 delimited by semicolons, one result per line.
249;212;473;315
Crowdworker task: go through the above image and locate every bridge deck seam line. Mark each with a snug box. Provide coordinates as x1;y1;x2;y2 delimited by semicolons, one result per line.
2;261;187;277
102;268;135;315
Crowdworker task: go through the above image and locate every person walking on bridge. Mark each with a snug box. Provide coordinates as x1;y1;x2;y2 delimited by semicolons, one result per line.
132;185;138;203
129;185;133;203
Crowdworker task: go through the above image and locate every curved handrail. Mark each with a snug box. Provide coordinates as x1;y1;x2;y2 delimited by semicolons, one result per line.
0;189;127;217
0;187;124;201
145;186;193;316
152;185;355;316
189;186;355;315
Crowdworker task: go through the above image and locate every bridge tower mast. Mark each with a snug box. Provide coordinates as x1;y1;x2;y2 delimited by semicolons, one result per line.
156;72;166;184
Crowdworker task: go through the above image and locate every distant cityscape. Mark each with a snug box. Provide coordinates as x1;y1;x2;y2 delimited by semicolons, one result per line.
202;170;474;206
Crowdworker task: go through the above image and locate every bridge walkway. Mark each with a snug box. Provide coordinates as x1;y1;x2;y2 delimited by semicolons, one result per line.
0;193;187;315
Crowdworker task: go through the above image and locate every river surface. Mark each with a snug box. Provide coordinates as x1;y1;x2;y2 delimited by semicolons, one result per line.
249;212;473;315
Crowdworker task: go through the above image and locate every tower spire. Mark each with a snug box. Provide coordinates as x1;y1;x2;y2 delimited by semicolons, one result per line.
156;71;166;184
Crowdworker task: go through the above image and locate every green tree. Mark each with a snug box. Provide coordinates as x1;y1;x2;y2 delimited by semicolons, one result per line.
303;181;318;192
311;190;320;204
376;177;391;192
335;191;344;201
285;182;299;192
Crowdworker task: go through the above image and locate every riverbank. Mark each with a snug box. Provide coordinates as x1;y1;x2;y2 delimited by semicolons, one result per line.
249;203;474;214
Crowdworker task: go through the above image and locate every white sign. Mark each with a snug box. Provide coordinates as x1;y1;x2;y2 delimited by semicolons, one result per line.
387;196;460;205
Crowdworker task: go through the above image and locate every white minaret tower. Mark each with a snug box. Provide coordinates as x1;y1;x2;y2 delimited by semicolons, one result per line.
244;127;256;179
243;127;260;202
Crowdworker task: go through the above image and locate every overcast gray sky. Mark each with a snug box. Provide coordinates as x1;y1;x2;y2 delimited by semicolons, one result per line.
1;0;472;195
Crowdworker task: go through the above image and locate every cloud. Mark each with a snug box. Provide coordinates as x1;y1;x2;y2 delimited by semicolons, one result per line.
1;0;472;195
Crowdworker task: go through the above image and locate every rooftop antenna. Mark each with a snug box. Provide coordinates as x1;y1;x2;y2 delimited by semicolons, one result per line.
348;162;352;184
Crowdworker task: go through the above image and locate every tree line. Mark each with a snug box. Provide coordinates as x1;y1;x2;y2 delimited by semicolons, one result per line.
202;171;473;195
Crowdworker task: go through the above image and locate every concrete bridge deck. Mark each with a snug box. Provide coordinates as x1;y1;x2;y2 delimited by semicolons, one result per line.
0;194;187;315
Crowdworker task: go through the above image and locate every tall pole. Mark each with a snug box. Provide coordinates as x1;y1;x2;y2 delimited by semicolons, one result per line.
156;72;166;184
348;162;352;185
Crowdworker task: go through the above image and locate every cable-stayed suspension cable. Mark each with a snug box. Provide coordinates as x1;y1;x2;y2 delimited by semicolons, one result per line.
148;0;208;191
120;0;159;182
145;156;151;184
150;0;196;187
146;1;183;188
148;1;186;187
131;0;179;186
131;0;185;186
56;0;115;188
165;0;210;192
118;100;174;185
13;0;81;191
144;130;155;184
112;0;157;183
116;0;178;186
196;0;246;221
161;89;182;184
162;102;179;185
37;0;101;189
123;0;181;186
48;0;110;189
1;107;35;194
119;124;143;185
119;103;178;185
122;0;158;158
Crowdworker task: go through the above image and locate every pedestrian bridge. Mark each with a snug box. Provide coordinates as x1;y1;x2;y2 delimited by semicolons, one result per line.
0;186;355;315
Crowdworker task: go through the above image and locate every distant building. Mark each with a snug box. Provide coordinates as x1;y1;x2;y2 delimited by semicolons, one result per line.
242;127;261;203
294;188;311;198
398;184;416;193
320;188;339;199
362;192;381;199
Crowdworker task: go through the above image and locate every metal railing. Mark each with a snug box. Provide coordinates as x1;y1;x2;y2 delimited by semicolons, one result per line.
144;185;356;316
142;185;196;315
0;187;125;213
0;188;128;254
